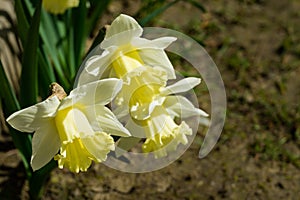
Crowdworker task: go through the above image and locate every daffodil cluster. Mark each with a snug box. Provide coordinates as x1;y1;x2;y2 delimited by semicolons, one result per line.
78;14;208;158
6;14;207;173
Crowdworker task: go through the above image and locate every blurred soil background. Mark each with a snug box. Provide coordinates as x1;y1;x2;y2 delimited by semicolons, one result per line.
1;0;300;199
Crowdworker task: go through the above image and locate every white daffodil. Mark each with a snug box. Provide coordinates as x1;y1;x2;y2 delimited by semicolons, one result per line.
114;66;208;157
77;14;177;85
6;79;130;173
42;0;79;14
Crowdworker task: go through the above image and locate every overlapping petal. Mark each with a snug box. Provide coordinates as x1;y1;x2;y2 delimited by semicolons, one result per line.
60;78;123;111
83;104;131;137
81;132;115;162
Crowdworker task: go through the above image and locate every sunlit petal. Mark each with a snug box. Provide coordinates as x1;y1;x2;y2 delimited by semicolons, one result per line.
125;117;146;138
81;132;115;162
31;120;60;171
142;121;192;158
6;96;60;132
77;49;116;85
102;14;143;48
60;79;123;111
164;96;209;118
160;77;201;95
138;49;176;79
132;37;177;49
83;105;130;137
55;139;94;173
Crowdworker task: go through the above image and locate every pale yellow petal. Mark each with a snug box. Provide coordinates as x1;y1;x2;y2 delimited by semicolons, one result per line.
6;96;60;133
164;96;208;118
160;77;201;95
81;132;115;162
105;14;142;39
60;78;122;111
31;120;60;171
83;105;130;137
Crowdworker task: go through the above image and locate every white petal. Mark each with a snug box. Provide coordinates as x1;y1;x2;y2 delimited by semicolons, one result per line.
77;49;116;86
76;69;99;87
138;49;176;79
83;105;130;137
148;107;177;137
125;117;146;138
60;78;123;110
105;14;142;38
160;77;201;95
112;103;129;119
6;96;60;132
164;96;208;118
30;120;60;171
132;37;176;49
101;14;143;48
70;108;95;137
81;132;115;162
130;96;165;121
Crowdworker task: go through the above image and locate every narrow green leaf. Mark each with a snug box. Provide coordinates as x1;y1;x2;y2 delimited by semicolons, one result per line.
20;0;42;107
14;0;30;44
38;50;56;99
86;0;110;35
40;11;67;72
29;160;57;200
0;61;20;112
72;0;88;73
65;11;75;79
0;60;32;178
39;11;69;88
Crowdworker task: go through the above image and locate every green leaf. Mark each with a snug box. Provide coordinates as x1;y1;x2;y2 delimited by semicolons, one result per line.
39;11;69;89
64;10;76;80
72;0;88;73
14;0;30;44
87;0;110;35
0;61;20;113
20;0;42;108
0;60;32;178
29;160;57;200
37;49;56;99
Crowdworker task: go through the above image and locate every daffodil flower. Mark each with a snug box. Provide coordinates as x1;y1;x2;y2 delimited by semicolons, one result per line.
114;66;208;157
6;79;130;173
42;0;79;14
77;14;177;85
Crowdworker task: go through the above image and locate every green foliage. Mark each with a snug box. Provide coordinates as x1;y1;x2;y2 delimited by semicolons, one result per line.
2;0;114;198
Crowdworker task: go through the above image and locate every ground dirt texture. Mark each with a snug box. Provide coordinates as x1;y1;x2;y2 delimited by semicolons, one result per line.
0;0;300;199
